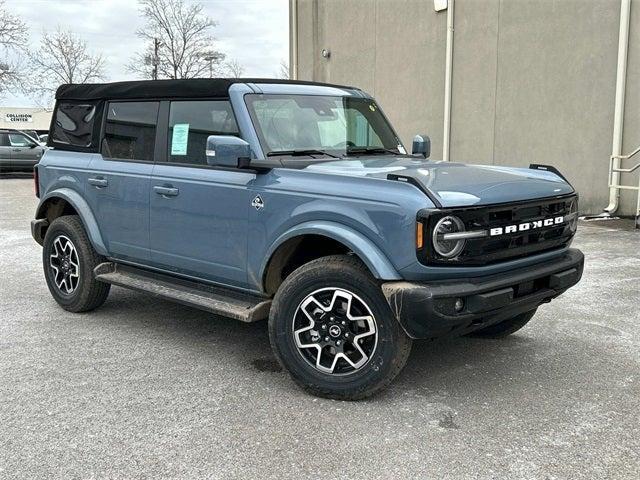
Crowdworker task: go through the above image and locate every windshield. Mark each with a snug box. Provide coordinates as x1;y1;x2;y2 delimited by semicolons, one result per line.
245;94;404;157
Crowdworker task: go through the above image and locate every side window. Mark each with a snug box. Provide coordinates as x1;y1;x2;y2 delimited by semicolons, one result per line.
0;133;9;147
167;100;239;165
51;102;97;147
102;101;159;161
8;133;32;147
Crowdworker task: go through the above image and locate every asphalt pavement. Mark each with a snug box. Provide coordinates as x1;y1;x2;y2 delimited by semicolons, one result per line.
1;177;638;479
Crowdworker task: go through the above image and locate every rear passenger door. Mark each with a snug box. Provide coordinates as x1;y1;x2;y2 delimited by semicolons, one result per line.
149;99;254;287
85;101;159;263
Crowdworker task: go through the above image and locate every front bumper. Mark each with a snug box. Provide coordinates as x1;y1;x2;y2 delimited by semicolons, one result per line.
382;248;584;339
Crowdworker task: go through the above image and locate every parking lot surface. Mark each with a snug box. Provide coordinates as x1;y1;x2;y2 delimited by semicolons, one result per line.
1;177;639;479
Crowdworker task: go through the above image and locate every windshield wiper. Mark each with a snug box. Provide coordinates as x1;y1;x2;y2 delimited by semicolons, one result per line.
266;149;340;159
345;147;399;156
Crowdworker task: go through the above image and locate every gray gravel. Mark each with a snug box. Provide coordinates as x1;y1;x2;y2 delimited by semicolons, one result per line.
1;177;639;479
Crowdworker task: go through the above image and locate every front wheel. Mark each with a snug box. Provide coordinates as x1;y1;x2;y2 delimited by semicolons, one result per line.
268;255;412;400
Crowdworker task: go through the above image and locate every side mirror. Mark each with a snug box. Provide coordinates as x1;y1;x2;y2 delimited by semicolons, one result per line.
206;135;251;168
29;143;37;149
412;134;430;159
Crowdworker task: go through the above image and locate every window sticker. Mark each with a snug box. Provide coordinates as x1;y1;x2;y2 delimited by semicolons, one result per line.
171;123;190;155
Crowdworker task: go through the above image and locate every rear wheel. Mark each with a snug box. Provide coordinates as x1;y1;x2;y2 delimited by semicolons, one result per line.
466;309;537;339
42;215;110;312
269;255;412;400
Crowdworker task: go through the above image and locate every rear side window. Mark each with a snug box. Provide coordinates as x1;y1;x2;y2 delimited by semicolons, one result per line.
102;102;159;161
167;100;239;165
51;103;97;148
0;133;10;147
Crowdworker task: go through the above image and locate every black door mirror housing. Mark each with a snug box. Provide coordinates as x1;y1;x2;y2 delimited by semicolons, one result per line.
412;134;430;159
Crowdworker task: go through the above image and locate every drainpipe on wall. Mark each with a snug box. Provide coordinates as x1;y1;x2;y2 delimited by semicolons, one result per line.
289;0;299;80
604;0;631;214
441;0;455;161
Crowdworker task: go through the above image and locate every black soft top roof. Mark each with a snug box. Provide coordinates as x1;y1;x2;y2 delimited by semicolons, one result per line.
55;78;355;101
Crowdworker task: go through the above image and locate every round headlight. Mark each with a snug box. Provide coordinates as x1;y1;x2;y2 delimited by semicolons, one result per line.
432;215;466;258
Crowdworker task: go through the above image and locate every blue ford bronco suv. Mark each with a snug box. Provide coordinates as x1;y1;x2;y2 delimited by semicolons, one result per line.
31;79;584;399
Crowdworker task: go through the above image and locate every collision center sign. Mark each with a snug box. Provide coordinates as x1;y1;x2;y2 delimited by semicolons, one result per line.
4;113;33;123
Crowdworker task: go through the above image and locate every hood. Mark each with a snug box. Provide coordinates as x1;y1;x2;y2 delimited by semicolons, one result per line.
303;157;574;207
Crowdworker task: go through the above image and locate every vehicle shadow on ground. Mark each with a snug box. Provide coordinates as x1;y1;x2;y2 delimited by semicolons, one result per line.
91;286;589;400
0;172;34;179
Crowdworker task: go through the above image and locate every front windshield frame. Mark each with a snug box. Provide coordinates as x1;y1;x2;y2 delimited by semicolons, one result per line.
244;93;405;159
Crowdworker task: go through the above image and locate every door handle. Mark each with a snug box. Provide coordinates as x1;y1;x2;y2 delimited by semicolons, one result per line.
154;185;179;197
12;148;22;152
88;177;108;188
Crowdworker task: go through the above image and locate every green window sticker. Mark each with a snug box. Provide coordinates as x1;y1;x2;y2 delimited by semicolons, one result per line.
171;123;190;155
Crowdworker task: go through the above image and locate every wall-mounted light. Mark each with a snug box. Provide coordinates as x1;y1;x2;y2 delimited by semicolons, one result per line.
434;0;448;12
321;48;331;59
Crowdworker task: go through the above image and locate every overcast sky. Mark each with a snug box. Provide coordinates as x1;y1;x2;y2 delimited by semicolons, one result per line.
1;0;289;107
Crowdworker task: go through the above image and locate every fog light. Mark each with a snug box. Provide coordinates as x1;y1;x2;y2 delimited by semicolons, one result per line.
454;298;464;312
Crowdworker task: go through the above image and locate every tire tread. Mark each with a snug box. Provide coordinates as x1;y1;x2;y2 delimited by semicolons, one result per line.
43;215;110;312
269;254;412;400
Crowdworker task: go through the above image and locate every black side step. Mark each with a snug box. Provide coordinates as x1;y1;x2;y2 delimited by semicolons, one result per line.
94;263;271;322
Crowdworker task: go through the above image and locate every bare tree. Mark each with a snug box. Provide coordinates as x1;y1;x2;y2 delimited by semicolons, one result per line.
28;27;106;100
224;58;245;78
128;0;225;79
278;59;289;80
0;0;29;97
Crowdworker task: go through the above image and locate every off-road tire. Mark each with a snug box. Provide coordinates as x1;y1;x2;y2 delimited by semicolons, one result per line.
269;255;412;400
42;215;110;312
466;309;537;339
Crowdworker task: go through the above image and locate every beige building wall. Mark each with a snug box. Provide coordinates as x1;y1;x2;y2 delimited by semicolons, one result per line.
292;0;639;216
0;107;52;132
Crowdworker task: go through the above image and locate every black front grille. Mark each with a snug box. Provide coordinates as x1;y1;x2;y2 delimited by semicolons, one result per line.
418;194;578;266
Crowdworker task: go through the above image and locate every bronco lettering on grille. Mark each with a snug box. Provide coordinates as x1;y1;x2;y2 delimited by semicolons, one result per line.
489;216;564;237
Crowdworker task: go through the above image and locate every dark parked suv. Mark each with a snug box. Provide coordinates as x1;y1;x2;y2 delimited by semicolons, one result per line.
31;79;584;399
0;129;45;172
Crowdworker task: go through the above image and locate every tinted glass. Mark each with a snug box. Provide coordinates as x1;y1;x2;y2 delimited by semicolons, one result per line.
245;94;402;157
51;103;97;147
0;133;9;147
167;100;239;165
21;130;39;141
8;133;32;147
102;102;159;161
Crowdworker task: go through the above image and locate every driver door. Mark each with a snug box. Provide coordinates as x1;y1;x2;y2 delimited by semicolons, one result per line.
8;132;43;168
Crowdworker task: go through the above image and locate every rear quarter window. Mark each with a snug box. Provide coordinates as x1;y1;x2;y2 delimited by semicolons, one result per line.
51;102;98;148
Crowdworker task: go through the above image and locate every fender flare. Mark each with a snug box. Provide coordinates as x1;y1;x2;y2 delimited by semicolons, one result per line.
260;220;402;284
36;188;108;256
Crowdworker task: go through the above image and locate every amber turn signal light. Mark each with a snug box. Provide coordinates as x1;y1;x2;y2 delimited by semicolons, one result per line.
416;221;424;250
